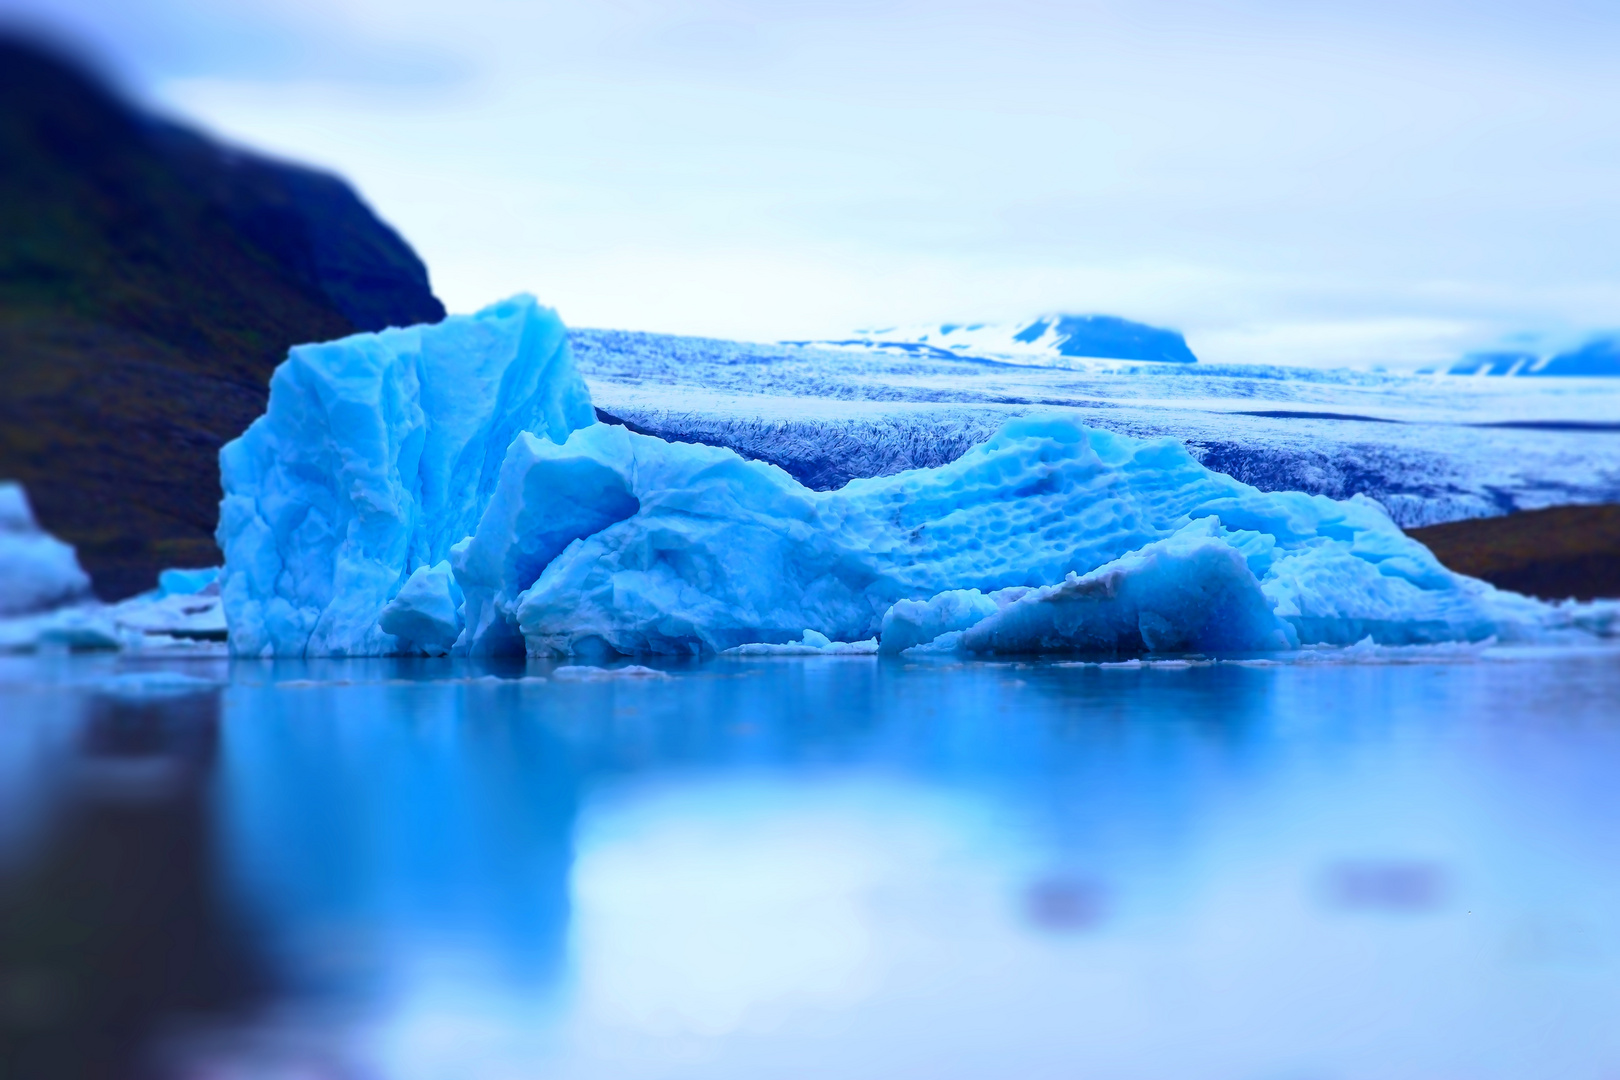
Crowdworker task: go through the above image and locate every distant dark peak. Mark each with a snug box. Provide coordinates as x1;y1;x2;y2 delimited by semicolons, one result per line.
1012;318;1051;344
0;31;444;334
1044;315;1198;364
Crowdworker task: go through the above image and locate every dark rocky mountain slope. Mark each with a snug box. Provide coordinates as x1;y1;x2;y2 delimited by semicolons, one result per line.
0;33;445;598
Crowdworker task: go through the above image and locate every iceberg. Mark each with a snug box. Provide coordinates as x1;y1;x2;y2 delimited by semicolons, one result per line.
217;295;595;657
216;299;1613;660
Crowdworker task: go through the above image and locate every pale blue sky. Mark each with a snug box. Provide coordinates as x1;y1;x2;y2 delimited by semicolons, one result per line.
10;0;1620;366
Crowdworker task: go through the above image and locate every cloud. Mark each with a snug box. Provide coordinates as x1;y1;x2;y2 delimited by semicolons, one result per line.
13;0;1620;366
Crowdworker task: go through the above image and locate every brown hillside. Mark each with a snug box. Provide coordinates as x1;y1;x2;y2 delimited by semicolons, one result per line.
0;34;444;598
1406;504;1620;601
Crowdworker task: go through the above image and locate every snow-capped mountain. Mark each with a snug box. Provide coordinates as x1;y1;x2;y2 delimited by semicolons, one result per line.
798;314;1199;367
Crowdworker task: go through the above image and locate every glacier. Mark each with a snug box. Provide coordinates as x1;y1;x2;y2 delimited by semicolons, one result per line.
210;303;1616;659
570;329;1620;527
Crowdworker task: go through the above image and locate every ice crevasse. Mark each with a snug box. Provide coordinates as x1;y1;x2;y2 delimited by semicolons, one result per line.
217;296;1614;658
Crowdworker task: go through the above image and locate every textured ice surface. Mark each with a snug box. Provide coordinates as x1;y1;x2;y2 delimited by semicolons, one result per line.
0;482;92;616
218;296;595;657
378;561;463;654
466;414;1567;658
571;329;1620;526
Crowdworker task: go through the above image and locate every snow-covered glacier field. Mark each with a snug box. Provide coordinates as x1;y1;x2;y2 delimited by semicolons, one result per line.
573;329;1620;528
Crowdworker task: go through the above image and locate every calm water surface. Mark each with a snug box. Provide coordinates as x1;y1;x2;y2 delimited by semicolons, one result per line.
2;649;1619;1079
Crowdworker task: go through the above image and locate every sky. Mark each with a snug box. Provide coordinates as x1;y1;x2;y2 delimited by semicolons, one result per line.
8;0;1620;367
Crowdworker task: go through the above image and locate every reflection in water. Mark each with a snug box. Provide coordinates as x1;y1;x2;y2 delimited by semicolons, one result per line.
2;652;1620;1078
1323;860;1448;913
0;681;267;1080
1022;876;1109;932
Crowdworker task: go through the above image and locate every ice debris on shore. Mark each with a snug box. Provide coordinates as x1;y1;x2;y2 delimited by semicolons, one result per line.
214;296;1618;659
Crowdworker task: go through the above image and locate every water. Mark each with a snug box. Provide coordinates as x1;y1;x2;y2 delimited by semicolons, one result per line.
3;649;1619;1079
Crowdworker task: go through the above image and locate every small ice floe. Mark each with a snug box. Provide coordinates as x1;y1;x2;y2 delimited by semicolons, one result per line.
723;630;879;656
275;673;550;689
0;560;227;654
1055;657;1210;670
552;664;671;681
112;586;227;642
1295;635;1496;665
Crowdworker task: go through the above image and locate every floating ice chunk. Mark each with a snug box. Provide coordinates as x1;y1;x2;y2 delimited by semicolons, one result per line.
218;295;595;657
950;522;1297;656
880;590;1000;654
378;561;463;654
33;609;122;651
724;629;880;656
0;481;92;616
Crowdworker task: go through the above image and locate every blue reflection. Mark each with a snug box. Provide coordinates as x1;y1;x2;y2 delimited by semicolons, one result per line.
5;652;1620;1077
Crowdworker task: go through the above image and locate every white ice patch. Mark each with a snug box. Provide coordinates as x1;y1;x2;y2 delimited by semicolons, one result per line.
0;481;92;617
879;591;1001;655
552;665;672;681
725;630;880;656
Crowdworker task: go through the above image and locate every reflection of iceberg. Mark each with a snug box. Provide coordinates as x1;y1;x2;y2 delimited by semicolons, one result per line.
217;299;1613;658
